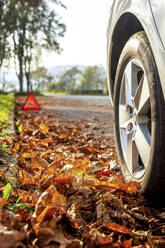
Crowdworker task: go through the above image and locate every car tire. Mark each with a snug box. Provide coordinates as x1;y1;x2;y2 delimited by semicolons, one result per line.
113;31;165;198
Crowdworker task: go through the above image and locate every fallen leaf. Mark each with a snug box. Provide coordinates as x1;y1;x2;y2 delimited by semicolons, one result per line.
19;169;38;185
106;223;132;235
123;239;132;248
11;142;20;153
0;223;25;248
31;156;49;170
0;197;8;220
34;185;66;225
37;227;72;248
40;123;49;135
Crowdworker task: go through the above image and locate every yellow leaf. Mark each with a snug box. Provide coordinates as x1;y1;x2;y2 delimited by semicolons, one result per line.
22;152;31;158
40;123;49;135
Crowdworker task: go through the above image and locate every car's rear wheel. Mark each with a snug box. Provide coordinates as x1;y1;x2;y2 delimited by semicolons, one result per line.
113;31;165;198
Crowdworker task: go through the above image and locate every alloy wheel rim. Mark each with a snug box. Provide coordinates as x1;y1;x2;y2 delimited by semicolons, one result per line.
119;59;151;179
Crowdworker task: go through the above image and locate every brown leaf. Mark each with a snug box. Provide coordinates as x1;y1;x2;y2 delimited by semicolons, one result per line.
0;224;25;248
37;227;72;248
41;175;54;190
0;158;7;165
0;168;7;178
80;145;101;154
31;156;49;170
86;228;113;245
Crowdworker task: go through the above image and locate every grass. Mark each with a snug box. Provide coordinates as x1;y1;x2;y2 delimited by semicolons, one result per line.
0;93;15;138
42;90;109;96
42;90;67;95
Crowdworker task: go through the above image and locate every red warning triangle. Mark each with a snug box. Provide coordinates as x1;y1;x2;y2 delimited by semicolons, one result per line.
22;93;41;110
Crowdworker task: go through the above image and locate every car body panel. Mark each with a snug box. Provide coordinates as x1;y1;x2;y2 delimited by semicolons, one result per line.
149;0;165;50
107;0;165;104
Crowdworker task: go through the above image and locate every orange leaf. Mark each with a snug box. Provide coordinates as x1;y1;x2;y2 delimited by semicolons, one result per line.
33;223;40;235
124;239;132;248
34;185;66;224
72;126;81;132
0;197;8;220
97;235;112;245
36;205;51;223
0;197;8;207
106;179;140;194
106;223;132;235
50;186;66;210
54;173;73;186
123;181;140;194
12;142;20;153
19;169;37;185
40;138;54;147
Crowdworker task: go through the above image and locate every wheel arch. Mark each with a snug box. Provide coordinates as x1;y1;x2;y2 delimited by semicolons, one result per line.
108;13;144;100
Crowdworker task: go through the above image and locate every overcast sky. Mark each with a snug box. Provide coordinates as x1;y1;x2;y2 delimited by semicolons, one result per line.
43;0;112;68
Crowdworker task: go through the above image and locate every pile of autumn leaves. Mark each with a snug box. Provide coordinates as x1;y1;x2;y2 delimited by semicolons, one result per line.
0;100;165;247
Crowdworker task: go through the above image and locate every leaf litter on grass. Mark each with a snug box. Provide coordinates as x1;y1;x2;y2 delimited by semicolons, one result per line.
0;96;165;247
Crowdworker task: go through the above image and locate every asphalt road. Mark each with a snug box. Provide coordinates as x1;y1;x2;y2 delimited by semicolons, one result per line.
42;94;113;115
45;93;111;104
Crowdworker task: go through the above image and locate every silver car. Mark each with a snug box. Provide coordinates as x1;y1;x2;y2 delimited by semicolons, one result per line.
107;0;165;197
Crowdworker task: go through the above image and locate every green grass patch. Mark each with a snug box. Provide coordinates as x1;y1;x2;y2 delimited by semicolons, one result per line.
42;90;109;96
0;93;15;137
42;90;67;95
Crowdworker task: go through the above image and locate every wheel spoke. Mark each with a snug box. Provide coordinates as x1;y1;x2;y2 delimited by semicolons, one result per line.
125;79;134;108
126;134;138;173
119;104;130;125
120;119;132;130
137;74;150;115
134;124;151;167
134;75;144;109
120;128;127;155
124;62;134;107
137;115;149;124
124;62;132;90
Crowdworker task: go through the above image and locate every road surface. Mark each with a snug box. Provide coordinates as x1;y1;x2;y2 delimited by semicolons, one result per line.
19;94;114;139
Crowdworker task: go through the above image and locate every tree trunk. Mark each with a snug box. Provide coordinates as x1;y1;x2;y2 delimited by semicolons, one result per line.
18;64;23;93
13;33;24;93
0;32;7;68
25;72;30;92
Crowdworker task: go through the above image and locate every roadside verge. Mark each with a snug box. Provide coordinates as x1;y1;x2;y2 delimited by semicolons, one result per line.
0;93;17;187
